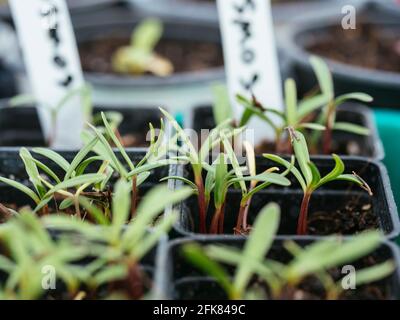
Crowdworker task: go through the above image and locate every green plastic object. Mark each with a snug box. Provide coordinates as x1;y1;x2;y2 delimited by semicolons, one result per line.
374;109;400;245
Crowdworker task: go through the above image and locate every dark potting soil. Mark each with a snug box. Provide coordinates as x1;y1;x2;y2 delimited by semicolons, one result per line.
79;37;223;75
307;198;378;236
307;23;400;74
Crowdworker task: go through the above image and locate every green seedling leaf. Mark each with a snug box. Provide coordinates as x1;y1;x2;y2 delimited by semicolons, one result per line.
299;123;326;131
32;159;61;184
64;136;99;180
298;94;330;120
59;198;74;210
333;122;370;136
221;132;246;194
317;154;344;187
132;18;163;53
134;212;178;260
263;154;306;191
310;56;334;99
212;84;233;126
0;177;40;204
32;148;70;172
334;93;373;107
353;261;395;287
288;129;313;186
122;185;192;247
214;154;228;208
285;79;298;126
19;148;45;197
160;176;198;191
234;203;280;295
101;112;135;171
87;123;127;177
44;173;106;198
182;243;235;299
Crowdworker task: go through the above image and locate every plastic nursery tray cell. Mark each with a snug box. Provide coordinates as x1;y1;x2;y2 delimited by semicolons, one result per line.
158;237;400;300
169;157;400;239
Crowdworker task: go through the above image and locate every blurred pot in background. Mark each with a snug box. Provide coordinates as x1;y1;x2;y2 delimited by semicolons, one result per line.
0;21;18;99
75;7;224;115
282;1;400;109
129;0;352;25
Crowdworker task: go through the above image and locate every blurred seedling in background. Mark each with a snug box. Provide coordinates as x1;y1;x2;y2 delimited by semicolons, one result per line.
264;128;372;235
213;56;372;154
8;84;124;147
112;18;174;77
183;203;394;300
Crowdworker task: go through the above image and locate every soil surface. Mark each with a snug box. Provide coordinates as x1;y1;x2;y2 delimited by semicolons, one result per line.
307;198;378;235
79;37;223;75
307;23;400;73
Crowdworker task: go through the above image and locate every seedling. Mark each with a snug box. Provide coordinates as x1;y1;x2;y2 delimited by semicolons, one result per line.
8;84;124;147
112;18;173;77
0;113;169;223
83;111;170;217
0;183;192;299
160;108;290;234
264;128;372;235
223;56;372;154
184;203;394;300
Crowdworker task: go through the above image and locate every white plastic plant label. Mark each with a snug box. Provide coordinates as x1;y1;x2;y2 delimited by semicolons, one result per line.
9;0;85;148
216;0;283;143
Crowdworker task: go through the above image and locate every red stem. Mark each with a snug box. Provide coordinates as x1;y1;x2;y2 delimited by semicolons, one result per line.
235;204;247;234
210;206;221;234
297;192;311;235
195;175;207;234
218;203;226;234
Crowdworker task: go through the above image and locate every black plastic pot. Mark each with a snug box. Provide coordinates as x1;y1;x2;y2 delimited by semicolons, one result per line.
0;103;163;148
282;2;400;109
169;156;400;239
187;102;384;160
0;59;17;99
158;237;400;300
130;0;352;25
74;8;224;112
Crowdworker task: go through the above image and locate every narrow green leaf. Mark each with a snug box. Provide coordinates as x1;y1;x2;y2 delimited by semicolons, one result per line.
234;203;280;295
182;243;235;298
101;112;135;171
212;84;233;126
0;177;40;204
334;93;373;107
310;56;334;99
285;78;298;126
317;154;345;187
288;130;312;186
333;122;370;136
44;173;106;198
263;154;306;191
64;136;99;180
353;261;395;287
19;148;45;196
32;148;70;172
